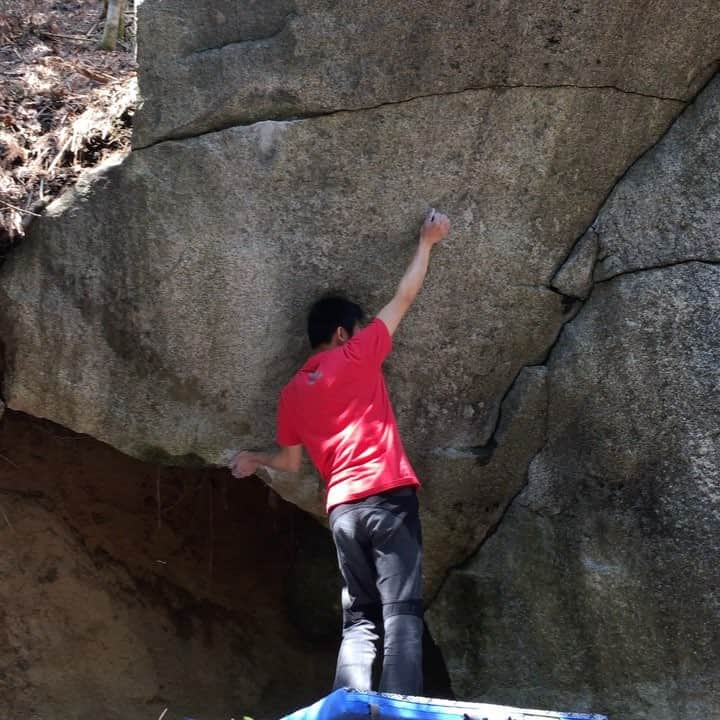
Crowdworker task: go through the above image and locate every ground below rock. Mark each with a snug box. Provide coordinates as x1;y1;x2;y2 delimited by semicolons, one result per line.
0;409;453;717
0;410;338;719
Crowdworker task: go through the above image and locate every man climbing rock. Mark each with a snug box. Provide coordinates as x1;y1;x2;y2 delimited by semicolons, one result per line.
231;209;451;695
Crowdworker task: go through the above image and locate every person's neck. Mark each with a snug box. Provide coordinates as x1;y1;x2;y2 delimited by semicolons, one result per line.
313;341;337;354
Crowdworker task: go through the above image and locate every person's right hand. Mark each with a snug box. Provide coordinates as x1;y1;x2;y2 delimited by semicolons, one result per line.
229;451;259;478
420;208;451;246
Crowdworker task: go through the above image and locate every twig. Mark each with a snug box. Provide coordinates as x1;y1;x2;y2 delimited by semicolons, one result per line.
0;199;41;217
85;20;100;37
47;134;72;173
207;476;214;585
0;487;42;498
42;32;94;42
156;469;162;530
0;503;12;530
0;452;19;469
76;66;118;83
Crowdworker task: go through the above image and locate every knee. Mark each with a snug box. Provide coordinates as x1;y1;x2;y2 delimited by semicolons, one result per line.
382;599;423;620
343;604;382;637
383;613;423;646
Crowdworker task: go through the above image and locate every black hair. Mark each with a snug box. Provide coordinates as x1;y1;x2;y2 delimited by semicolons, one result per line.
307;295;365;349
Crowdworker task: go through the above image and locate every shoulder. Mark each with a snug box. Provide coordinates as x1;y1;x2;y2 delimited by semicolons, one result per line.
342;317;392;364
366;317;391;338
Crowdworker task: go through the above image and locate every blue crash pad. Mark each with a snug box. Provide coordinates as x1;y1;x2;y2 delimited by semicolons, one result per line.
279;688;608;720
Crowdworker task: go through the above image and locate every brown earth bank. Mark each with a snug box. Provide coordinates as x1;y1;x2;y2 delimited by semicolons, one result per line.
0;408;452;719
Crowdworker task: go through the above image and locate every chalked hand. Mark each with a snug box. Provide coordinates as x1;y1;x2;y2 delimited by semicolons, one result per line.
420;208;451;246
229;450;258;478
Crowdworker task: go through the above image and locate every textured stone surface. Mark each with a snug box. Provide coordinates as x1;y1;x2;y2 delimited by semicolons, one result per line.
0;88;681;589
428;73;720;719
594;74;720;281
134;0;720;146
428;263;720;719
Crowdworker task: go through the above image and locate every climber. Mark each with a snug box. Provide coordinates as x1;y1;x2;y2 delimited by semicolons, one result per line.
230;208;451;695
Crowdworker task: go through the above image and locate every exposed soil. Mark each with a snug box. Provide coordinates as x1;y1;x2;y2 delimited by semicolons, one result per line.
0;408;453;717
0;408;340;719
0;0;135;260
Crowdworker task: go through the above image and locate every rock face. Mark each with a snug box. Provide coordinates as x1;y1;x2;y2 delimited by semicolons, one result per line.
133;0;720;147
1;84;683;587
0;85;689;591
428;77;720;719
592;75;720;281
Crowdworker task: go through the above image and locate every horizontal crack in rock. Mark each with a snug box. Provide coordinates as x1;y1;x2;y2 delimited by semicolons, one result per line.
135;83;685;151
596;258;720;284
548;70;720;286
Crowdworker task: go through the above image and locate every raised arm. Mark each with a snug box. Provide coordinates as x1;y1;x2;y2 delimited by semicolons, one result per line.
377;209;450;336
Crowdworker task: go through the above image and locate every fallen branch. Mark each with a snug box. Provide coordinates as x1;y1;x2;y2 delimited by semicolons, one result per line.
41;32;93;42
47;132;73;173
0;199;41;217
76;65;118;83
0;487;43;498
0;503;12;530
0;452;19;469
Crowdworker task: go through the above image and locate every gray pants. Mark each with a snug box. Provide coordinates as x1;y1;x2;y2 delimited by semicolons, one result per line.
329;486;423;695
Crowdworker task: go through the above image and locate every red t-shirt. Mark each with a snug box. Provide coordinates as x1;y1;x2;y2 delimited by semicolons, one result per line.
276;318;420;512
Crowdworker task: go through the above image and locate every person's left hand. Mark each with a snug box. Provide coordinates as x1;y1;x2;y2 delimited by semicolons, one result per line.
230;451;258;478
